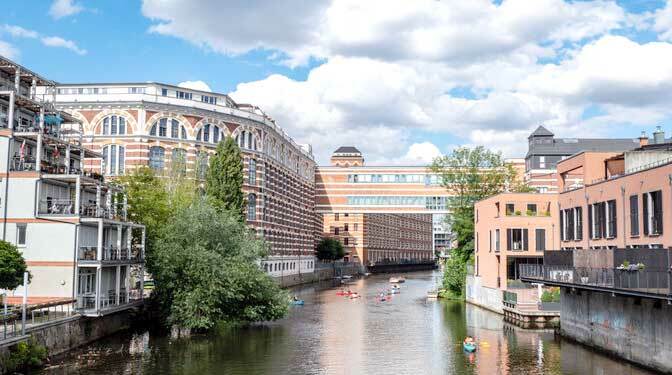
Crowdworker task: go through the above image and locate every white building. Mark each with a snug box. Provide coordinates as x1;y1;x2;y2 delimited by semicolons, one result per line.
0;56;145;316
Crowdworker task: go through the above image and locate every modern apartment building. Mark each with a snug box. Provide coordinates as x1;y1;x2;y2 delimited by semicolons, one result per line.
0;56;145;316
525;125;642;193
473;193;558;290
46;82;317;278
557;138;672;250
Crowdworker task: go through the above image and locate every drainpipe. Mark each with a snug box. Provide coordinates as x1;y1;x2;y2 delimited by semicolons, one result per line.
621;185;627;248
2;91;15;240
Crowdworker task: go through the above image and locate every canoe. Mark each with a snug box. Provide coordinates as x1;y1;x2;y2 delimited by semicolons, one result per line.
389;277;400;283
290;300;305;305
427;291;438;299
463;342;477;352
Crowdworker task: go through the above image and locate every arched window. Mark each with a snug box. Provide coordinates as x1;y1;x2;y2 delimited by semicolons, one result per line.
171;148;187;176
149;146;165;171
249;159;256;186
150;118;186;139
102;115;126;135
101;144;125;176
247;194;256;221
196;124;224;144
196;151;209;180
235;129;258;151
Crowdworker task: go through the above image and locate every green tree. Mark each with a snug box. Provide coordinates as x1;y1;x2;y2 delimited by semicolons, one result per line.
430;146;530;260
0;240;28;290
152;199;287;330
316;238;345;262
117;167;171;271
206;137;244;219
430;146;531;297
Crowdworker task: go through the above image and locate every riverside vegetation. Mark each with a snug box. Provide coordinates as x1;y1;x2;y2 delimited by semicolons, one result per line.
430;146;532;299
119;137;288;331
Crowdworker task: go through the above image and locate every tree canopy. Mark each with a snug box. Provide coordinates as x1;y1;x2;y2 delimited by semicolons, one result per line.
316;238;345;262
206;137;245;219
430;146;531;298
0;240;28;290
152;199;288;330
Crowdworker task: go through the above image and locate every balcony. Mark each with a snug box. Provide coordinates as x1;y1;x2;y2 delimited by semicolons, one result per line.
39;199;127;221
520;248;672;300
78;245;143;263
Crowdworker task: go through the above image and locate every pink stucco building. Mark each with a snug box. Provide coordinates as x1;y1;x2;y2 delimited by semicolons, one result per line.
474;193;559;290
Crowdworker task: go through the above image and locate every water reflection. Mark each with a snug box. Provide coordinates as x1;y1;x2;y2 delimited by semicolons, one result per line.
41;271;657;375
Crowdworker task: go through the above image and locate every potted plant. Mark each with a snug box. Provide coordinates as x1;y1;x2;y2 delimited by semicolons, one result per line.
617;260;630;271
637;262;645;271
514;210;522;216
526;210;535;216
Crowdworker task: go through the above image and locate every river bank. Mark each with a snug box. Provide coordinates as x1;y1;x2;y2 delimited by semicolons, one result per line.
37;271;658;375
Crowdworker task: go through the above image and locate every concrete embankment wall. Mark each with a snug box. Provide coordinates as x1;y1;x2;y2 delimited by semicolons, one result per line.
0;309;137;373
465;275;503;314
561;289;672;373
274;263;361;288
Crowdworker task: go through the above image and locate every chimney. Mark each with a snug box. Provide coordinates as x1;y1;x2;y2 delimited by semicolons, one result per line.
653;126;665;144
638;131;649;147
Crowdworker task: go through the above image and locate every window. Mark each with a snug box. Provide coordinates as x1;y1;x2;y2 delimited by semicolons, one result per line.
575;207;583;240
150;118;187;139
335;213;339;221
196;152;208;180
335;227;340;235
539;156;546;169
176;91;193;100
507;228;528;251
128;87;144;94
201;95;217;105
78;270;96;295
149;146;165;171
643;190;663;235
344;223;349;232
344;238;349;246
527;204;537;215
535;229;545;251
630;195;639;236
16;224;26;246
101;115;127;136
590;202;606;239
102;145;125;176
354;223;359;231
171;148;187;176
249;159;256;185
235;129;258;151
247;194;256;221
607;200;617;238
506;203;515;216
161;88;168;96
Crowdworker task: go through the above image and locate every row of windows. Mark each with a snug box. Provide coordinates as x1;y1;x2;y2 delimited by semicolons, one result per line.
58;87;145;95
263;260;314;273
480;228;546;252
347;174;443;185
149;118;187;139
345;196;447;210
561;190;663;242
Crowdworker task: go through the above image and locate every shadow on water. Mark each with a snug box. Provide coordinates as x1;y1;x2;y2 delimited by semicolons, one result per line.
39;271;660;375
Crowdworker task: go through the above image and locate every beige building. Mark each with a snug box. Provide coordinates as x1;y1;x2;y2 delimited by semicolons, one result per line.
474;193;558;290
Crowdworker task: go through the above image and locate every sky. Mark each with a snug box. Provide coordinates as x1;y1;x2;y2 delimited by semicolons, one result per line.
2;0;672;165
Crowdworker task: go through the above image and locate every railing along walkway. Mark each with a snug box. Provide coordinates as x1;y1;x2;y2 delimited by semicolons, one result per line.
1;299;77;345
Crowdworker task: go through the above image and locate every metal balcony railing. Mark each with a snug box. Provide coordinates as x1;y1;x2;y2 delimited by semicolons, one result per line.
519;264;672;297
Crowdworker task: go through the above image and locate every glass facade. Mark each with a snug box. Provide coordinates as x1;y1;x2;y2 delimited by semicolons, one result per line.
347;174;443;185
346;196;448;210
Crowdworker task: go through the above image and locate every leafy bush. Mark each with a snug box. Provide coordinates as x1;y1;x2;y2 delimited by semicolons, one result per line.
541;288;560;303
441;254;467;299
4;340;47;373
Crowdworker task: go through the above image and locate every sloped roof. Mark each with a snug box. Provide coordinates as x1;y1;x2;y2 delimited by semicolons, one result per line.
333;146;361;154
529;125;554;138
526;138;640;158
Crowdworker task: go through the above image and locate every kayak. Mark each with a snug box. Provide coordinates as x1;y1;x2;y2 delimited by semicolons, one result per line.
463;342;477;352
290;300;305;305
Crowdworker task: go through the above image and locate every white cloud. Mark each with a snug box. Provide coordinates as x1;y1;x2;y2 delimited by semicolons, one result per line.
402;142;442;164
178;80;212;92
141;0;626;66
0;40;18;60
4;25;39;39
145;0;672;163
49;0;84;20
41;36;87;55
3;24;87;55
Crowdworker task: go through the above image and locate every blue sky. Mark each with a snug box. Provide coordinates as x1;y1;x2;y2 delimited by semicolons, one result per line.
2;0;672;164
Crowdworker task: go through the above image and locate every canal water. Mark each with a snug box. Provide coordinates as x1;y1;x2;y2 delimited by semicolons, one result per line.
40;271;656;375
